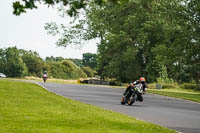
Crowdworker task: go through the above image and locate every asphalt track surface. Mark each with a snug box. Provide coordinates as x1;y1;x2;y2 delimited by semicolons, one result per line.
37;82;200;133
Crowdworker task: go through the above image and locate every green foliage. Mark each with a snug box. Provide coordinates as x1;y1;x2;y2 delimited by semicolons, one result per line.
88;0;200;83
45;56;65;62
82;67;96;77
70;58;83;67
62;60;87;78
48;60;87;79
161;84;177;89
156;65;174;84
12;0;128;16
0;47;27;77
20;49;45;77
0;46;93;79
180;83;200;90
13;0;200;83
48;62;68;79
12;1;27;15
82;53;97;70
87;1;151;82
13;0;87;16
97;40;142;82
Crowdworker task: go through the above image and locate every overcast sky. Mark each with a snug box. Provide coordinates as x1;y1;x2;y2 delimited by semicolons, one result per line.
0;0;97;59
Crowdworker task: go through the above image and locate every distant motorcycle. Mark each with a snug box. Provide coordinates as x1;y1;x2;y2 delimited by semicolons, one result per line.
43;74;48;83
121;83;144;105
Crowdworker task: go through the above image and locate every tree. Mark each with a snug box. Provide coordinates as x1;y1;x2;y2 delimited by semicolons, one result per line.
86;0;200;83
82;53;97;69
184;0;200;83
45;56;64;62
20;49;45;77
12;0;123;16
0;47;27;77
13;0;200;83
82;66;96;77
69;58;83;67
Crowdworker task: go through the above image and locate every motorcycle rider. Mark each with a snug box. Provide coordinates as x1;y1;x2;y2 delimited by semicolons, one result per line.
43;71;48;83
122;77;147;102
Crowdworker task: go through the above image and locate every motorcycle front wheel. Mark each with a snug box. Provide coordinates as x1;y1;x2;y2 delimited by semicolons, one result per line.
120;97;125;105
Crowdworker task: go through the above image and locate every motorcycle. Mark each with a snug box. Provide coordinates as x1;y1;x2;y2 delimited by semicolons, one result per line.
43;74;48;83
121;83;144;105
43;77;47;83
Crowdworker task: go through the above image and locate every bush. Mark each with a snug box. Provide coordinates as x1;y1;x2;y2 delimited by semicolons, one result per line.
48;62;68;79
148;83;178;89
161;84;177;89
180;83;200;90
148;84;156;89
48;60;87;79
61;60;87;79
82;67;96;77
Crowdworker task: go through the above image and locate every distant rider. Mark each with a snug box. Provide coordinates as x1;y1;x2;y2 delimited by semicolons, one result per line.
43;71;48;83
123;77;148;102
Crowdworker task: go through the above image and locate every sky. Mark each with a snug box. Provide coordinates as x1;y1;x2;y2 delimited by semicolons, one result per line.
0;0;98;59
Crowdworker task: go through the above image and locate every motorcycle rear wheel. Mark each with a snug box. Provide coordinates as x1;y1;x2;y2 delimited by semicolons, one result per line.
43;77;47;83
128;95;136;105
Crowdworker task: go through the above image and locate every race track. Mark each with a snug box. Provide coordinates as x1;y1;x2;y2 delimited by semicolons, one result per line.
37;82;200;133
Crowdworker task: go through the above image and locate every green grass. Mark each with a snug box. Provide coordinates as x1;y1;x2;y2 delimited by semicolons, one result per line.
148;88;200;103
0;79;175;133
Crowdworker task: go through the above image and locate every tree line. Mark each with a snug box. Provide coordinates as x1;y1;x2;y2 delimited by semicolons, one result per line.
44;0;200;84
12;0;200;84
0;47;97;79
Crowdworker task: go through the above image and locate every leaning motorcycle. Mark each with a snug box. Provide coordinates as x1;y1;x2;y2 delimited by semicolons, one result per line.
121;83;144;105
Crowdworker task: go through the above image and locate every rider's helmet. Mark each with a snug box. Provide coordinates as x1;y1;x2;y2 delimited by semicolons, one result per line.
44;71;47;74
139;77;146;83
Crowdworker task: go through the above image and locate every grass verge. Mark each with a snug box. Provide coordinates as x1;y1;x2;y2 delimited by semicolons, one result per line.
0;79;175;133
7;76;78;84
148;88;200;103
